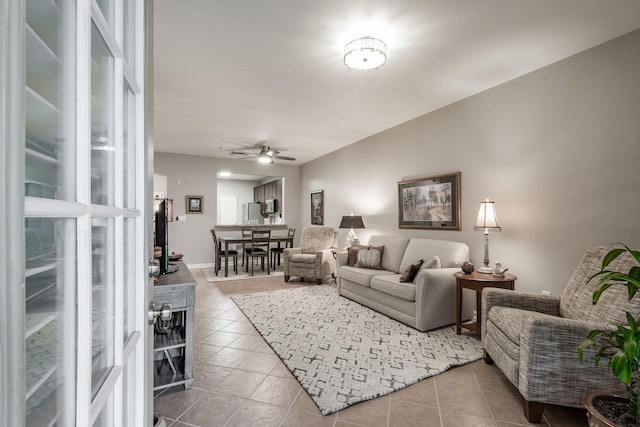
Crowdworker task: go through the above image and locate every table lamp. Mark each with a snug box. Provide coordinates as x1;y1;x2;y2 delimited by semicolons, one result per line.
473;198;501;273
339;213;365;248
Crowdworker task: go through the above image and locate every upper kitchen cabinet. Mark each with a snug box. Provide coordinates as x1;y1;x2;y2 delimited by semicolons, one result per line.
253;179;282;211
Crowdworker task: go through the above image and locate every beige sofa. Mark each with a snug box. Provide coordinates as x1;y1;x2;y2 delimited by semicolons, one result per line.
336;235;471;331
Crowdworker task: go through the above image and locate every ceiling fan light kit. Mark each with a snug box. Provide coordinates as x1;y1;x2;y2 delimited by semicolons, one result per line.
258;153;273;164
344;36;387;70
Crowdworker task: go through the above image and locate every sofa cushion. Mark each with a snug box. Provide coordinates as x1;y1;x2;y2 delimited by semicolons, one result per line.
370;275;416;302
288;253;316;264
340;266;396;288
355;245;385;269
368;236;410;273
399;259;424;282
399;238;468;271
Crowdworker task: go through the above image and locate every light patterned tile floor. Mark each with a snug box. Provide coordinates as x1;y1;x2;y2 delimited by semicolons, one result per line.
153;267;588;427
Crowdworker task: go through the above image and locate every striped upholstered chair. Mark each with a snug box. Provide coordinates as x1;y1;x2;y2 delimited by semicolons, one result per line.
481;246;640;423
283;226;337;284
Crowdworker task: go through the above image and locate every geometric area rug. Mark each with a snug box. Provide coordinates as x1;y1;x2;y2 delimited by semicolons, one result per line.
231;285;484;416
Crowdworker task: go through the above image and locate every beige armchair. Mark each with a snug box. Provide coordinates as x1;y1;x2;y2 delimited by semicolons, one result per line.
482;246;640;423
283;226;337;284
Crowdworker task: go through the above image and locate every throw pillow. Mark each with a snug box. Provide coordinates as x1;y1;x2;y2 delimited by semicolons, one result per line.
413;255;442;282
399;259;424;282
347;245;367;266
355;245;385;269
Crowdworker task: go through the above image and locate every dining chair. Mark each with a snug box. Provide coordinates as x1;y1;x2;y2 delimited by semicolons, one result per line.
241;228;251;267
247;229;271;275
270;228;296;269
210;229;238;275
241;227;268;267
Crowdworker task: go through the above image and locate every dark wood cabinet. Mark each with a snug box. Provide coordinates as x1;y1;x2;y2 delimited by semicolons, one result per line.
253;179;282;212
276;179;282;203
254;186;264;205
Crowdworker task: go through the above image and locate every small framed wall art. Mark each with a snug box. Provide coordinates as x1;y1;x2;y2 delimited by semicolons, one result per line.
186;195;204;214
398;172;461;230
310;190;324;225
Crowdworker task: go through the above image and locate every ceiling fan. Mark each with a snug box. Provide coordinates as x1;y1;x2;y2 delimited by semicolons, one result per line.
221;140;296;163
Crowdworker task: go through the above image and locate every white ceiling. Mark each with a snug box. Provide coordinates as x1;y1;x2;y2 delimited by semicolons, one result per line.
153;0;640;166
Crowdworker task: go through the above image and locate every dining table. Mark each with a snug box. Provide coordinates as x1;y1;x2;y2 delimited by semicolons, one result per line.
217;234;294;277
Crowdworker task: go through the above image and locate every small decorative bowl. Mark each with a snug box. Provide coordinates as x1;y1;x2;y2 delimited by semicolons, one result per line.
461;262;475;274
168;252;183;261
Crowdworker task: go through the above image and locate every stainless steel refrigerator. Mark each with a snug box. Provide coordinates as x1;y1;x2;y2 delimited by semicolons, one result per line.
243;202;263;224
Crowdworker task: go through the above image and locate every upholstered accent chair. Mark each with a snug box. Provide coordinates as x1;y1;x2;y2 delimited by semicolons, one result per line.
283;226;337;284
481;246;640;423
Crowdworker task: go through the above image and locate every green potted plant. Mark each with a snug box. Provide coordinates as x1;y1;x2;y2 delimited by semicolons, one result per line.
578;243;640;427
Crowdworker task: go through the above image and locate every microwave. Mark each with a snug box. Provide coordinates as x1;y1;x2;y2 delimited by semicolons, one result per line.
265;199;277;213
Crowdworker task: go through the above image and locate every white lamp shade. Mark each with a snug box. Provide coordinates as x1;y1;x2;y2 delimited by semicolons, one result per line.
474;198;501;231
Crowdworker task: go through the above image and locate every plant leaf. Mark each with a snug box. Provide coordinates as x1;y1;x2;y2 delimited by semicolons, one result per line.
602;248;626;269
619;243;640;264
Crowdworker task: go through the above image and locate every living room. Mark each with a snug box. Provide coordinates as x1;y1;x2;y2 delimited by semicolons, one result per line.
155;27;640;297
150;3;640;426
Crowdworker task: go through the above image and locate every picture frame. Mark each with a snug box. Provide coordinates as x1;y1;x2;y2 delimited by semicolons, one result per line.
186;195;203;214
398;172;461;230
310;190;324;225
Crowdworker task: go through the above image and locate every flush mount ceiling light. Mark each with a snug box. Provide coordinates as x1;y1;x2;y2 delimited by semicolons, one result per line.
344;36;387;70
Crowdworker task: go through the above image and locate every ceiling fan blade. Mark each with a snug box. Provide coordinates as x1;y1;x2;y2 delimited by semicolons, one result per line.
273;155;296;161
220;139;256;149
229;150;254;156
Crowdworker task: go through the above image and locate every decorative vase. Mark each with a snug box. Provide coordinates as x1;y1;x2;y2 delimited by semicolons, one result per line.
583;392;633;427
461;262;474;274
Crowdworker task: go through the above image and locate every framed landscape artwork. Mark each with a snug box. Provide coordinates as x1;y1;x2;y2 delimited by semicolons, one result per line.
398;172;461;230
186;195;203;214
311;190;324;225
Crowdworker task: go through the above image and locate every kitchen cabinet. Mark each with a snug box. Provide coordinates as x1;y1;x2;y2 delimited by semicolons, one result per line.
254;185;265;206
253;179;282;212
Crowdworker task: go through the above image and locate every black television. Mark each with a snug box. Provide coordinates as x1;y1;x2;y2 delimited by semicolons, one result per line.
154;198;173;274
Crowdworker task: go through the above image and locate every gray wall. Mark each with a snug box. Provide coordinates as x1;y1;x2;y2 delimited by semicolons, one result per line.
154;153;300;267
299;30;640;294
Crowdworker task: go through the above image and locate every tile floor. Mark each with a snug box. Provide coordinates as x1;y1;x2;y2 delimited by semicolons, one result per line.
153;267;588;427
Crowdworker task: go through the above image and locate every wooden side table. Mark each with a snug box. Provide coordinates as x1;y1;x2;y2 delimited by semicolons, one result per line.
455;271;517;335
